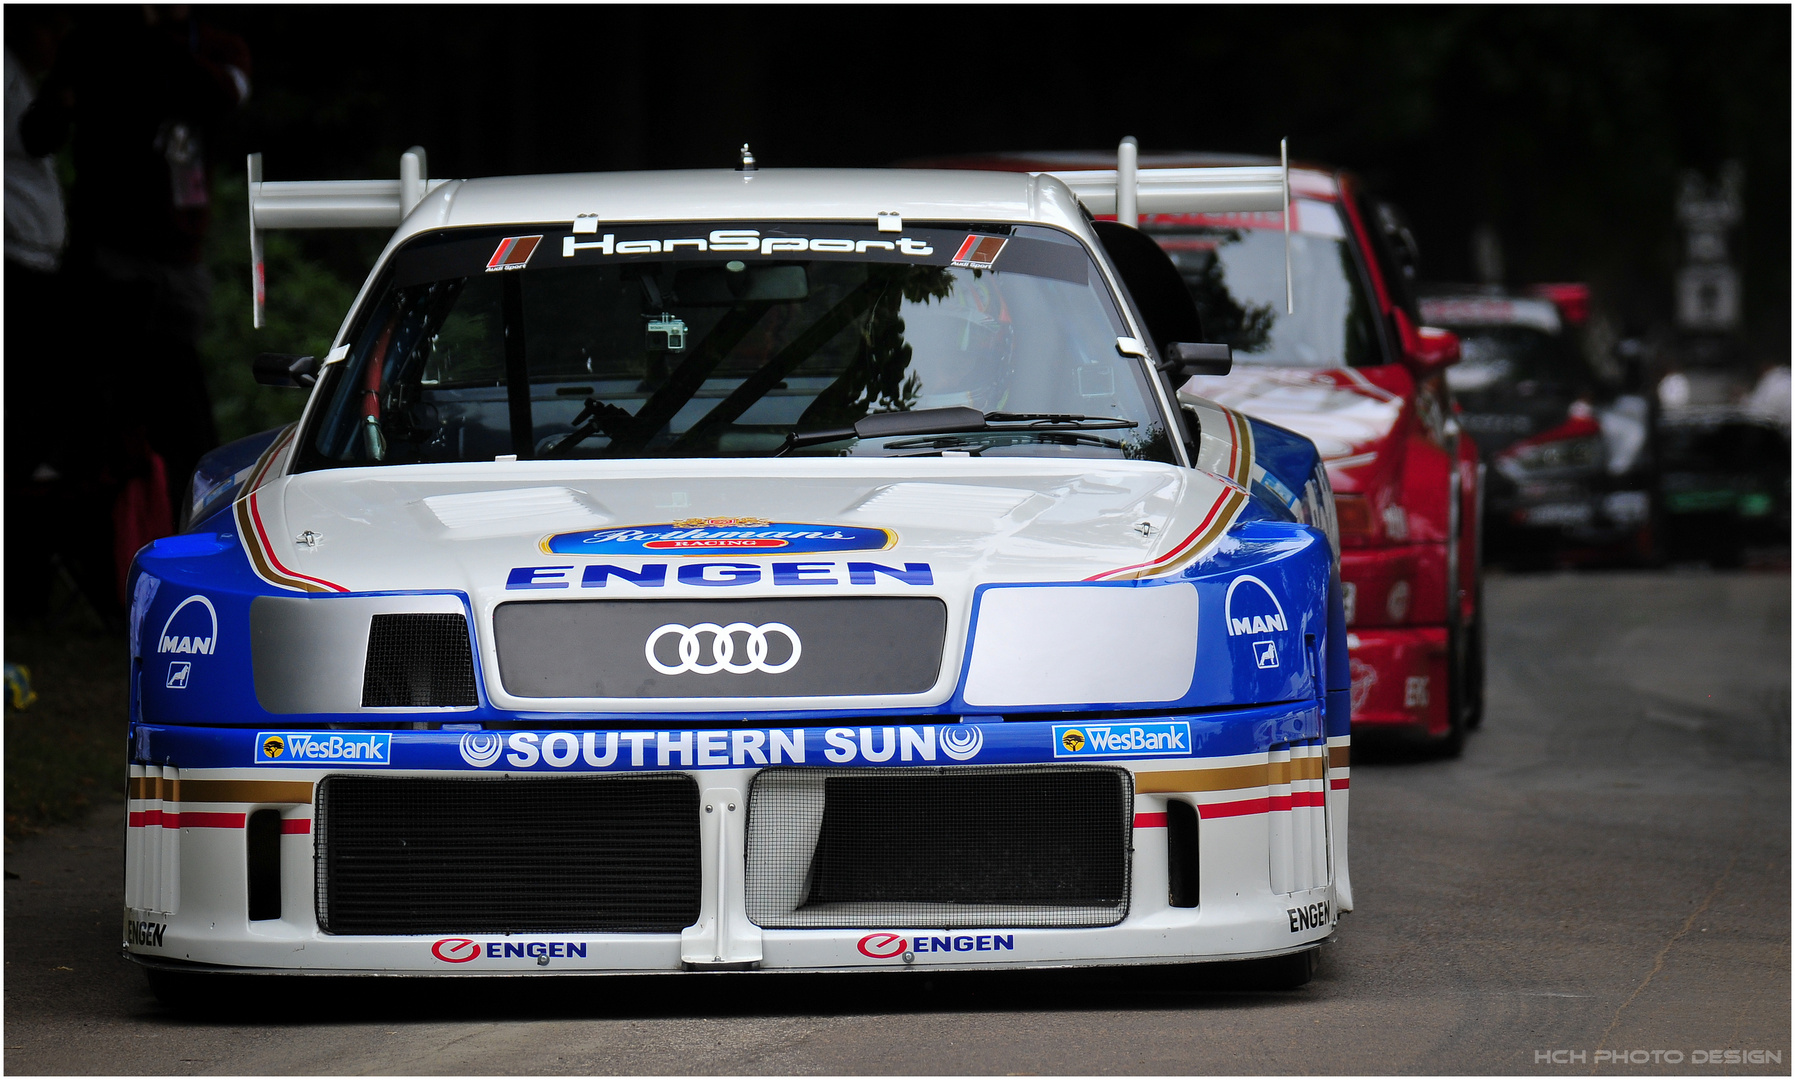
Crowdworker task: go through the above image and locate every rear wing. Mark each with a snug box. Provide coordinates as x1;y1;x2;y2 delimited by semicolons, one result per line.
1042;137;1292;314
246;146;449;328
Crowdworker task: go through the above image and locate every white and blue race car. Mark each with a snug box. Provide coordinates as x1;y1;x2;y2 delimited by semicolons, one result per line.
125;148;1351;993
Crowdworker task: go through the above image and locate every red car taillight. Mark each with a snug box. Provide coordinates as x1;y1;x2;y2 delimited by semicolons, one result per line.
1335;494;1375;541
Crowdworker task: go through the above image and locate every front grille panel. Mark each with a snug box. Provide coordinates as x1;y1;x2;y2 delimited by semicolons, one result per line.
493;598;948;698
746;766;1132;929
361;613;477;707
317;774;700;934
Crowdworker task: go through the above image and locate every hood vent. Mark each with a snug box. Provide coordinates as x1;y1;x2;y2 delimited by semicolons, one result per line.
362;613;477;707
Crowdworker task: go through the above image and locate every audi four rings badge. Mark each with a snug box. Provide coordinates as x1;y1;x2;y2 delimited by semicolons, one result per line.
646;622;802;675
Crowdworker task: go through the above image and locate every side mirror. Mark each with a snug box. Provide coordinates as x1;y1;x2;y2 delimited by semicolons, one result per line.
1392;309;1460;374
1158;342;1233;379
254;352;319;388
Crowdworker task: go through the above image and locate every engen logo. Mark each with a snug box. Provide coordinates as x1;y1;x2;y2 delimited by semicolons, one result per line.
432;938;481;963
1052;721;1191;759
157;594;219;656
857;932;908;959
254;731;391;765
1224;575;1289;637
857;932;1017;959
433;937;589;962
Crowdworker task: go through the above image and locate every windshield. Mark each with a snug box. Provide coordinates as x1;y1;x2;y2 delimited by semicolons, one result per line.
1141;200;1380;369
296;222;1174;470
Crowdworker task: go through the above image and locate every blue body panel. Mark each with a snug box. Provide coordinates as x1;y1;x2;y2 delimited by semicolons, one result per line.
134;705;1327;771
185;426;286;530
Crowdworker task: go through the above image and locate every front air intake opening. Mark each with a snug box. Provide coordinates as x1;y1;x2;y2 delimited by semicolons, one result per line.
746;766;1132;929
1166;799;1199;908
316;773;700;934
246;808;283;921
361;613;477;707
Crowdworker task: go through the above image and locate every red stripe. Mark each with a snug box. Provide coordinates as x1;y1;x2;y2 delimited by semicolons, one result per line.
181;811;248;829
1199;797;1271;819
1330;778;1350;790
248;491;347;592
281;818;312;834
1196;790;1327;820
1085;488;1232;581
951;235;979;262
487;237;517;268
128;810;246;829
1132;812;1167;829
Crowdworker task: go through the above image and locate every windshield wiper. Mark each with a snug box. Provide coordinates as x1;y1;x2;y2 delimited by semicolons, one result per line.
775;407;1138;455
884;430;1131;455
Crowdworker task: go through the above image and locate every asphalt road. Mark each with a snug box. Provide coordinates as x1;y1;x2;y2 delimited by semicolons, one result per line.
5;571;1788;1076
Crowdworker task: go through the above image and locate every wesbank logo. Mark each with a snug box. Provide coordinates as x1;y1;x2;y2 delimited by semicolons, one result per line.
1052;721;1191;759
254;732;391;766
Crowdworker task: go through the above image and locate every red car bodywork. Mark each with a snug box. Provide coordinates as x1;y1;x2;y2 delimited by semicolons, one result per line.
924;152;1484;743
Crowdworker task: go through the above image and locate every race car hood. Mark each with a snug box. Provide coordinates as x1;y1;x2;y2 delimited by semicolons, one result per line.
254;457;1229;595
142;456;1331;722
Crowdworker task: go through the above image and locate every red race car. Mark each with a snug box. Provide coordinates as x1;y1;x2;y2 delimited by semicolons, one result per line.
921;144;1485;753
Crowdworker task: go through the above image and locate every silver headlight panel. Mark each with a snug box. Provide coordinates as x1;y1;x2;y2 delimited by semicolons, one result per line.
250;593;474;714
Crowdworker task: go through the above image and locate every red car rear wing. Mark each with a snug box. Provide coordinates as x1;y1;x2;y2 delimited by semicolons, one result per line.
1041;138;1293;314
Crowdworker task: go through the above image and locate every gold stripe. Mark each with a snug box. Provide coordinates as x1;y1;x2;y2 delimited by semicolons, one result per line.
128;778;314;804
236;495;328;593
1228;407;1255;489
1137;765;1269;793
1137;755;1326;794
1114;491;1246;580
1329;745;1350;769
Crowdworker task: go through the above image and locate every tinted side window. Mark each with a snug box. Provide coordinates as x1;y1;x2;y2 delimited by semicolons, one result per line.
1356;193;1421;319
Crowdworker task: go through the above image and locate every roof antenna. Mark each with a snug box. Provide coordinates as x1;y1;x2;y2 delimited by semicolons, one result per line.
737;144;757;172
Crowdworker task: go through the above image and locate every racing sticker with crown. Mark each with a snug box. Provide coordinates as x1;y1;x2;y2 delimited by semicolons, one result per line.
543;519;895;557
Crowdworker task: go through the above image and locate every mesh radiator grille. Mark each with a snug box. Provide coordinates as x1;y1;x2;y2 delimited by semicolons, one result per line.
746;766;1132;929
361;613;477;707
316;774;700;935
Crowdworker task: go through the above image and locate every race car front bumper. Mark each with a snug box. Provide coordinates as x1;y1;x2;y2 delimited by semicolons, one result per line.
123;712;1348;976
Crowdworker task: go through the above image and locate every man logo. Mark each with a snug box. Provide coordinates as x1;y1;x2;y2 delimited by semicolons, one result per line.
1061;729;1087;753
1224;575;1289;637
262;735;286;759
157;594;219;655
459;732;503;768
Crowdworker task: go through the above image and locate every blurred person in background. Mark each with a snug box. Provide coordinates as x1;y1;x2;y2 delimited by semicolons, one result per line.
19;5;249;618
5;8;69;619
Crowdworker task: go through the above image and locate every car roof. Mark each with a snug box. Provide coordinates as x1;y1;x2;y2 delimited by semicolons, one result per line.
395;168;1091;246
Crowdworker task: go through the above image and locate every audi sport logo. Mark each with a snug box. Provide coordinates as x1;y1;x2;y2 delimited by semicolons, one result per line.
857;932;908;959
645;621;801;675
432;938;480;963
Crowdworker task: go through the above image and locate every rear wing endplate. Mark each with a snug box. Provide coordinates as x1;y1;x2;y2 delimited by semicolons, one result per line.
1043;137;1293;314
247;146;448;328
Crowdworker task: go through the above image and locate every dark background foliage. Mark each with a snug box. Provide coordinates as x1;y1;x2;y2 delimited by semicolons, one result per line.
106;4;1795;438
